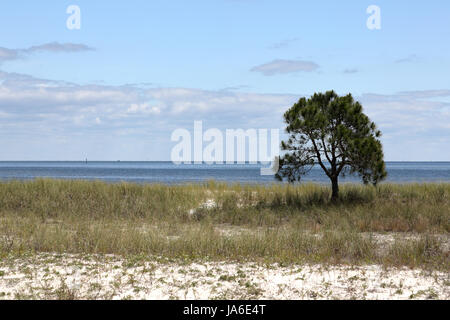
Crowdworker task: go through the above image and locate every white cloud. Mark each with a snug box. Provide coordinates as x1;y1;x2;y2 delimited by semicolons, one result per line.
250;59;319;76
360;90;450;142
127;103;161;114
343;68;359;74
268;38;299;49
0;70;297;135
0;70;449;160
0;48;19;61
24;42;94;53
395;54;420;64
0;42;94;63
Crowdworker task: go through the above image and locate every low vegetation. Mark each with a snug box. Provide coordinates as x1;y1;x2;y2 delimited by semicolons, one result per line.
0;179;448;270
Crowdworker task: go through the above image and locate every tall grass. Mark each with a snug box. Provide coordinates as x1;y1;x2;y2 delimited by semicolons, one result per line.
0;179;448;269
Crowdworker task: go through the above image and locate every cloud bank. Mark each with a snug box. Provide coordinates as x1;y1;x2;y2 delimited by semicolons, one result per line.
0;69;448;160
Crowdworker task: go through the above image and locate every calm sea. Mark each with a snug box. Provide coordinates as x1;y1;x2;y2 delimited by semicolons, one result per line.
0;161;449;184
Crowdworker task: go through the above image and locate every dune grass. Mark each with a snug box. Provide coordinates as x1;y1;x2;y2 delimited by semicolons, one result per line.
0;179;448;270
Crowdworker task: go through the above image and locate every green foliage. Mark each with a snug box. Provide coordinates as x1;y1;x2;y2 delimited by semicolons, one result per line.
276;91;387;199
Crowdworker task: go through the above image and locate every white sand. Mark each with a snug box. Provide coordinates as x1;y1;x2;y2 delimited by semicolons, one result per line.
0;253;448;300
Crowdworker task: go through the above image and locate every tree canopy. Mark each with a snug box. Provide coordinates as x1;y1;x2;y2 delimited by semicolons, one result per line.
275;90;387;200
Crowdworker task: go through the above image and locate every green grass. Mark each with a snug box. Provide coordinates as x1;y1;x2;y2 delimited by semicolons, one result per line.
0;179;448;269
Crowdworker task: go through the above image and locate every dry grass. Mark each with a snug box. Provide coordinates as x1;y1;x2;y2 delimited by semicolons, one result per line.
0;179;448;270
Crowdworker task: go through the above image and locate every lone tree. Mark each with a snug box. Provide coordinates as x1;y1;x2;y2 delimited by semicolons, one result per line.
276;90;387;200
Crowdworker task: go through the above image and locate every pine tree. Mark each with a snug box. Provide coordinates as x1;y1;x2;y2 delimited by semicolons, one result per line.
276;90;387;200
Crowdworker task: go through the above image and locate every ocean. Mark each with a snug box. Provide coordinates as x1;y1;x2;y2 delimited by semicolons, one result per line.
0;161;449;184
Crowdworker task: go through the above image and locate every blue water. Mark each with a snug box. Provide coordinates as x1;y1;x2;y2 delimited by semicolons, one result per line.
0;161;449;184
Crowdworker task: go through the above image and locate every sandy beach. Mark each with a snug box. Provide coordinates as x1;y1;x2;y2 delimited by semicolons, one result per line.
0;253;448;300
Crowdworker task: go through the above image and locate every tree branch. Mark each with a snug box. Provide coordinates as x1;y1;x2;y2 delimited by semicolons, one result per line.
320;136;332;165
336;158;348;176
309;134;331;178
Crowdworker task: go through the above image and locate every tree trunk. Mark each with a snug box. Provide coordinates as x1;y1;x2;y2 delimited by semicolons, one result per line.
331;176;339;201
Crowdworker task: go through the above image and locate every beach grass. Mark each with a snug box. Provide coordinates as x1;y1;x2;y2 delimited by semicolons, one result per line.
0;179;448;270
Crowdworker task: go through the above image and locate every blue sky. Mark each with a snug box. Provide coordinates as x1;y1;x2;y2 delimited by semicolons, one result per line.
0;0;449;161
